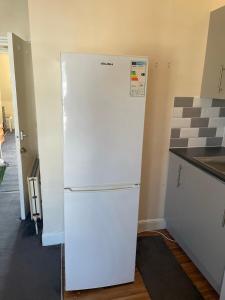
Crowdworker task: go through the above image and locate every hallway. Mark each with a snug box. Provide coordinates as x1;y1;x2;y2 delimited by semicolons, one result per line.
0;132;20;290
0;132;61;300
0;131;19;192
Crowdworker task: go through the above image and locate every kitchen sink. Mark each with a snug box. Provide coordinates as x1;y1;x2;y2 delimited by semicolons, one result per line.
194;156;225;174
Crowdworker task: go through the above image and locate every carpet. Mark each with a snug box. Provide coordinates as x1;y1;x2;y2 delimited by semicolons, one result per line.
0;190;61;300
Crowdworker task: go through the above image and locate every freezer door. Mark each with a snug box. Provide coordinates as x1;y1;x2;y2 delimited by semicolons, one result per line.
64;187;139;291
62;53;148;187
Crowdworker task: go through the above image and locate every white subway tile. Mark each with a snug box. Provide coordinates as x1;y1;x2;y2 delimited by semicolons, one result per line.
216;127;225;137
188;137;206;147
172;107;183;118
171;118;191;128
193;97;212;107
208;117;225;128
201;107;220;117
180;128;199;138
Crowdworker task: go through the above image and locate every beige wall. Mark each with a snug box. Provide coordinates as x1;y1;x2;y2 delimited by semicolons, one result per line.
0;0;30;40
0;0;30;125
27;0;225;239
0;53;13;119
211;0;225;10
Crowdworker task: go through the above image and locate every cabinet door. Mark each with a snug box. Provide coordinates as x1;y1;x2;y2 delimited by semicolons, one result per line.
180;160;225;293
166;153;225;293
201;7;225;99
165;153;185;239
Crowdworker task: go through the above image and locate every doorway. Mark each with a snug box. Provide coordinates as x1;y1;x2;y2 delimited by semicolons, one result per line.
0;34;39;220
0;45;20;216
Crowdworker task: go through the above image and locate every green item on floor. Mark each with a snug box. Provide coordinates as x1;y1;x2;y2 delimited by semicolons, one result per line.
0;164;6;184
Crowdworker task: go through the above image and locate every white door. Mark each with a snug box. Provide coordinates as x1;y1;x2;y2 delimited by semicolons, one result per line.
8;33;38;219
62;54;148;188
64;187;139;291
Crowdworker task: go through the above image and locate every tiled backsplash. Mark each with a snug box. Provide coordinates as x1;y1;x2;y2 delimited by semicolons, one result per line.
170;97;225;148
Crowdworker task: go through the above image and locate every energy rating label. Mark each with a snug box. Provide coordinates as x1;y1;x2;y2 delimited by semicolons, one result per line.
130;61;147;97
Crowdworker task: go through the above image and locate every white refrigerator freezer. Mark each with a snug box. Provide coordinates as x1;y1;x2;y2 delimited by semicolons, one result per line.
62;53;148;291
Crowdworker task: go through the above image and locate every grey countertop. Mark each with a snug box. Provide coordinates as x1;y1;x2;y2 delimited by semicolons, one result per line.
170;147;225;182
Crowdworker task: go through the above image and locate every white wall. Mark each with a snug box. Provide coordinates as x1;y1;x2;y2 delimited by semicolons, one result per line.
27;0;225;244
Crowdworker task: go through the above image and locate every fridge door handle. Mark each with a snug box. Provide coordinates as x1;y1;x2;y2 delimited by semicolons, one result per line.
65;184;140;192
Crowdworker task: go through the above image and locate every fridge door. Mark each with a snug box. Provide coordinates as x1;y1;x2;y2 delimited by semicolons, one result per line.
64;186;139;291
62;53;148;188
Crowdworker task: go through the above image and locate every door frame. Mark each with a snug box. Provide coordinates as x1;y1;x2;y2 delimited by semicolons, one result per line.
0;35;26;220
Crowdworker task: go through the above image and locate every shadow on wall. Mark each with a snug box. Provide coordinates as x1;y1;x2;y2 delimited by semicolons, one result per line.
140;54;175;221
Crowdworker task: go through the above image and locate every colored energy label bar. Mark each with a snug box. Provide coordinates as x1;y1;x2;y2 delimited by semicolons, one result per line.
131;70;138;81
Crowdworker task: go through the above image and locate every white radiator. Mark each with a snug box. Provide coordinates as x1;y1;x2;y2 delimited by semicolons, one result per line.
27;158;42;234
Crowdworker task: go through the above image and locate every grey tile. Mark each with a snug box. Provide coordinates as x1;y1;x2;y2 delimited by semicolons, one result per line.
198;127;217;137
171;118;191;128
219;107;225;117
193;98;212;107
170;138;188;148
171;128;180;138
212;98;225;107
206;137;223;146
201;107;220;117
188;137;206;147
183;107;201;118
209;117;225;127
174;97;194;107
191;118;209;128
216;127;225;137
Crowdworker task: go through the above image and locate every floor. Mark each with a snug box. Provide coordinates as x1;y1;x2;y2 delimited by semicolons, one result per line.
0;132;61;300
0;132;220;300
0;131;20;288
0;131;19;192
64;230;219;300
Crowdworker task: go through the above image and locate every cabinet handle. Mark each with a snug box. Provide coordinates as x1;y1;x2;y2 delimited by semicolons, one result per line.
218;65;225;93
222;209;225;228
177;164;182;187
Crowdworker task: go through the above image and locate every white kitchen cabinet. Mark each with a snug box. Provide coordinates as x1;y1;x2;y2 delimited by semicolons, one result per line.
165;152;225;294
201;6;225;99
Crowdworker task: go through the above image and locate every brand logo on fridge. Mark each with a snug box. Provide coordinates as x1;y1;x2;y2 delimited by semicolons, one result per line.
100;62;114;66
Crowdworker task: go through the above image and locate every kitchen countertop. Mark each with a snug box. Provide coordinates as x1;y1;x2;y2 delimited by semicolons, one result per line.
170;147;225;183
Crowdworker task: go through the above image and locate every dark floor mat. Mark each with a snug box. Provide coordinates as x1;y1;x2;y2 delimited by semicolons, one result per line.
0;193;61;300
136;236;203;300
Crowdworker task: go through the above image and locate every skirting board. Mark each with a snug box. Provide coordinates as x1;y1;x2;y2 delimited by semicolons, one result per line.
138;218;166;233
42;218;166;246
